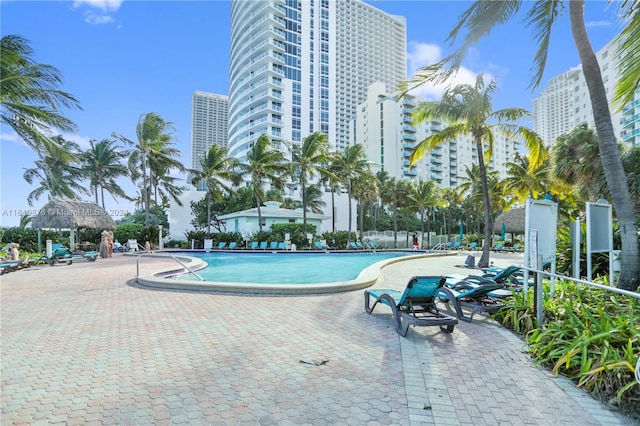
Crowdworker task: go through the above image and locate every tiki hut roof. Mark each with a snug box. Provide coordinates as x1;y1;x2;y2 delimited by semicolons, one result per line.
31;199;116;230
494;207;526;234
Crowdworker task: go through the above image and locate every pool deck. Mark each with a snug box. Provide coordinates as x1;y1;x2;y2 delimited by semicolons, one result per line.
1;251;636;425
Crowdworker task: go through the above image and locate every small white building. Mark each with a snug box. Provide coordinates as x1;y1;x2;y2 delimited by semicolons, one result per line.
218;201;329;234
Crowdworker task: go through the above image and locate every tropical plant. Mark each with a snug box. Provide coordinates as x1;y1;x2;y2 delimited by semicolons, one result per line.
328;144;371;248
408;0;638;288
302;184;326;214
113;112;181;227
408;179;446;249
406;75;543;268
292;132;332;234
23;135;87;206
380;177;409;248
351;171;379;239
0;35;81;154
502;152;551;204
321;155;345;233
237;134;290;232
81;138;130;208
190;144;239;234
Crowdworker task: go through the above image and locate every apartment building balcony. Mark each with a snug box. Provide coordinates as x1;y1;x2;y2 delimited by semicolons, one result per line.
402;124;416;133
430;157;442;165
403;142;416;150
430;165;442;172
449;153;457;160
431;148;443;157
403;133;417;141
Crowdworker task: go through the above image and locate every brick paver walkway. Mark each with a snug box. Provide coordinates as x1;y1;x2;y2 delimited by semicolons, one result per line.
1;252;636;425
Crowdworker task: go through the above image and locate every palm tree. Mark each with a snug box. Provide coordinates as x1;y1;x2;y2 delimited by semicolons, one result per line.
302;184;327;214
380;177;407;248
408;0;638;288
551;123;602;202
351;171;379;239
190;144;239;234
408;179;446;249
0;35;81;154
322;156;344;233
331;144;371;248
502;152;551;205
237;134;290;232
81;139;130;208
23;136;87;206
114;112;177;227
292;132;332;234
409;75;542;267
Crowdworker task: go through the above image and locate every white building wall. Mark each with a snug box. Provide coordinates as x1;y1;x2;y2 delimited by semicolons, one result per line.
190;91;229;171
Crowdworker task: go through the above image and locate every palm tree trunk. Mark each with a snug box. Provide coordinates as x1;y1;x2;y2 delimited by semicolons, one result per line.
476;136;492;268
101;187;105;209
331;189;336;233
301;179;307;235
420;210;425;249
569;0;639;290
94;185;99;204
256;196;263;232
207;191;212;234
143;153;150;227
346;179;353;248
393;203;398;248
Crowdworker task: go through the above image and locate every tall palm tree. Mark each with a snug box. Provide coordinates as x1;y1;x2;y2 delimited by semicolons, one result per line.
351;171;379;239
332;144;371;248
81;139;130;208
407;0;638;288
380;177;407;248
408;179;446;249
302;184;327;214
0;35;81;154
292;132;332;234
409;75;543;267
237;134;290;232
114;112;177;227
190;144;239;234
23;136;87;206
322;155;345;233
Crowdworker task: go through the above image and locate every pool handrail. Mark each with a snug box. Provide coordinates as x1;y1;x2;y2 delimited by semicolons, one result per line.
136;251;205;281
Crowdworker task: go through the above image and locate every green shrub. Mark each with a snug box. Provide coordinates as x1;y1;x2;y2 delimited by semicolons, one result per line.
114;223;143;245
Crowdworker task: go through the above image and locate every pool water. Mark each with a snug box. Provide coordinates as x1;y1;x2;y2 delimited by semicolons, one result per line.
180;251;415;284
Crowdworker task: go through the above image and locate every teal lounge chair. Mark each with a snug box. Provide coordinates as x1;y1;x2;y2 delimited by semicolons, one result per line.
250;241;259;250
228;242;237;250
37;247;73;266
1;260;23;274
492;242;504;252
468;242;478;250
218;241;227;249
269;242;278;250
259;241;268;250
438;282;506;322
365;276;458;336
277;242;286;250
453;241;461;250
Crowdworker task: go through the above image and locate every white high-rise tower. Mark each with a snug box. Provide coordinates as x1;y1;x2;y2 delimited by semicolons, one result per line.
228;0;406;160
190;91;229;170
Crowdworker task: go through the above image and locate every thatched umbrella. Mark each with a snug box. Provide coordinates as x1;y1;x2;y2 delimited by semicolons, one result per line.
31;199;117;253
494;207;526;235
31;199;116;230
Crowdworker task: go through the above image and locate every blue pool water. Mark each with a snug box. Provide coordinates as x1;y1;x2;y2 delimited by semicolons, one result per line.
179;251;416;284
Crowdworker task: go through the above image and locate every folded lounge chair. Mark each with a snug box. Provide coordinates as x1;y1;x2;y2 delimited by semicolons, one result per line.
365;276;458;336
277;242;286;250
269;242;278;250
217;241;227;249
259;241;268;250
437;281;506;322
228;242;237;250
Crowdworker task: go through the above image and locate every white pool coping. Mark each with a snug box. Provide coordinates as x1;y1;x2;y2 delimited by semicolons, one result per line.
135;251;458;294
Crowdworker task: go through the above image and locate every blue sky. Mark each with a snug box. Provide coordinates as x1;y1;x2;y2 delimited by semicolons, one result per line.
0;0;622;228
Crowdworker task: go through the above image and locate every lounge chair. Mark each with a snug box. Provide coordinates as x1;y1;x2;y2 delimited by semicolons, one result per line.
228;242;237;250
259;241;268;250
356;241;364;250
453;241;461;250
36;247;74;266
269;242;278;250
1;260;23;274
249;241;259;250
217;241;227;250
349;242;359;250
365;276;458;336
467;242;478;250
492;242;504;252
480;265;533;288
277;242;286;250
127;239;140;251
437;281;506;322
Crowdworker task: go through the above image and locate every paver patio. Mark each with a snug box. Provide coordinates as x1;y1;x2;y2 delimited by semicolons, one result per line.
1;251;636;425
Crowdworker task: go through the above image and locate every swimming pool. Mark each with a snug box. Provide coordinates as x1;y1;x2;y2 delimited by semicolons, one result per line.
181;251;415;284
135;250;450;294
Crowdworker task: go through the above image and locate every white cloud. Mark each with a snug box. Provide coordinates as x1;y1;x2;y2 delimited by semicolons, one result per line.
84;12;115;25
61;133;93;150
586;20;611;28
0;132;27;147
73;0;124;13
406;41;490;101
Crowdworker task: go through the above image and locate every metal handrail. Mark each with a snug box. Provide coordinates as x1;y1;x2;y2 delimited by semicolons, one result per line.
136;251;205;281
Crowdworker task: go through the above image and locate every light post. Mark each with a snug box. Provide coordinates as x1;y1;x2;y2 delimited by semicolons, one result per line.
158;225;163;250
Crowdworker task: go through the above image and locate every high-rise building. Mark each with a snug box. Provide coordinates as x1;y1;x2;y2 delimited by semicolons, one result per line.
353;83;520;187
190;91;229;171
228;0;406;161
533;36;640;147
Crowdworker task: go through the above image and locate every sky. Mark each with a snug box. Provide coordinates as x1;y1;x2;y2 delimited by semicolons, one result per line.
0;0;624;228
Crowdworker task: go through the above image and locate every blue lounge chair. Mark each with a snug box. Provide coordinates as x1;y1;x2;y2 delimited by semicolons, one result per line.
468;242;478;250
356;241;364;249
492;242;504;252
228;242;237;250
314;241;323;250
250;241;259;250
453;241;461;250
277;242;286;250
365;276;458;336
349;242;359;250
437;281;506;322
217;241;227;249
269;242;278;250
37;247;73;266
259;241;268;250
1;260;23;274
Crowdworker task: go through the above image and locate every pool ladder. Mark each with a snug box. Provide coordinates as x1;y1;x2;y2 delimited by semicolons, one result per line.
135;252;205;281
